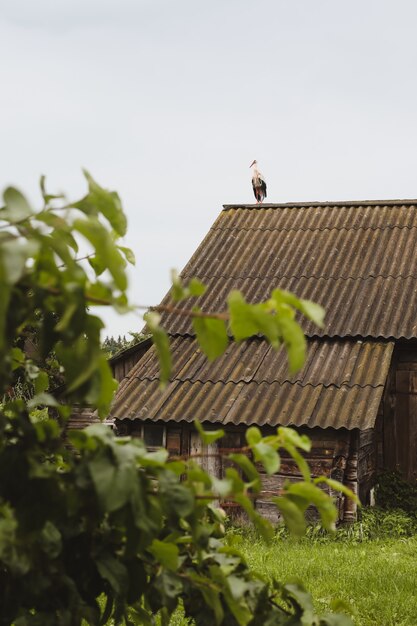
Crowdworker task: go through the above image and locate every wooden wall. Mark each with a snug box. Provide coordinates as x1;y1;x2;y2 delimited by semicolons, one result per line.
110;339;152;383
116;420;360;522
382;345;417;483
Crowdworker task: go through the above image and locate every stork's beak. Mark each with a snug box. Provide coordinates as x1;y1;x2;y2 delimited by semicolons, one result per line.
249;160;256;168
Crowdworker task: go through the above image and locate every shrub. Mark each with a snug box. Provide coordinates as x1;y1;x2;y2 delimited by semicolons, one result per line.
375;470;417;512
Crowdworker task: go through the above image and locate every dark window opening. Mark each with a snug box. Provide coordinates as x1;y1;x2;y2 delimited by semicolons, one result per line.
143;423;164;448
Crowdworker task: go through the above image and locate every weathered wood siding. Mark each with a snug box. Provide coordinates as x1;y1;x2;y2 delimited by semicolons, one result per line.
382;345;417;482
249;428;358;523
110;339;152;383
117;421;360;523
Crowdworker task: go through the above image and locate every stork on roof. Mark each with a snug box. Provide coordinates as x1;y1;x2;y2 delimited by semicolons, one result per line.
250;159;267;203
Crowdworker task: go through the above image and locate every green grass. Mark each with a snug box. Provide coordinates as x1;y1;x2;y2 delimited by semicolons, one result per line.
236;534;417;626
111;509;417;625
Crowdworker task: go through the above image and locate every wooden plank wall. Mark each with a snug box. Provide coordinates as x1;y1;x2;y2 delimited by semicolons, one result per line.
216;426;357;523
111;341;152;383
116;420;360;522
384;345;417;482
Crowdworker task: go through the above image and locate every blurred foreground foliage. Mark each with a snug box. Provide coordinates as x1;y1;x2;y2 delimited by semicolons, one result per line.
0;174;355;625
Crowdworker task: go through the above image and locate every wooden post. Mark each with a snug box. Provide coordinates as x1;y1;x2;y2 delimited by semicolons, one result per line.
343;431;359;523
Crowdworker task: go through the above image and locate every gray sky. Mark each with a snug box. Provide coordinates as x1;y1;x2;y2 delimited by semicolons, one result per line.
1;0;417;336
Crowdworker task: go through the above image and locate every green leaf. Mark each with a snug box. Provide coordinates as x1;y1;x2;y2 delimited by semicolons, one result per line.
252;442;280;475
118;245;136;265
39;175;65;203
228;291;280;347
272;496;306;537
96;553;128;596
163;483;195;517
224;467;245;493
10;347;25;371
234;493;274;541
229;453;261;494
89;355;119;419
228;291;259;340
222;574;253;625
194;418;224;444
314;477;361;505
0;241;38;286
88;255;107;276
245;426;262;446
192;313;229;360
74;217;127;291
279;315;306;373
2;187;32;221
55;301;79;332
74;170;127;237
285;482;337;531
171;269;186;301
149;540;179;572
32;418;61;443
34;370;49;394
88;446;136;513
290;446;311;481
40;521;62;558
144;312;172;386
155;570;183;600
199;584;224;624
188;277;206;297
278;427;312;453
129;605;154;626
171;271;206;301
271;288;325;329
210;476;234;498
27;393;58;409
282;582;314;617
250;307;281;348
299;299;325;328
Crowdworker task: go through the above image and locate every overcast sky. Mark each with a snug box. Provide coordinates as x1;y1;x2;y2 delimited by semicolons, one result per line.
1;0;417;336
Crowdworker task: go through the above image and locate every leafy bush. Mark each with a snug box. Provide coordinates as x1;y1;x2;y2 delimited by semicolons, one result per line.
375;470;417;512
227;507;417;545
0;173;355;625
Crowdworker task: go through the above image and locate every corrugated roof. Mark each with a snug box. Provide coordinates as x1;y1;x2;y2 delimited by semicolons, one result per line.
124;337;391;388
159;275;417;338
110;339;393;430
111;201;407;431
158;202;417;339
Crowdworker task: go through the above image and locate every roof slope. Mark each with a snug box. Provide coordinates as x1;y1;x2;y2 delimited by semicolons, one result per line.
159;202;417;339
111;338;393;430
111;200;412;430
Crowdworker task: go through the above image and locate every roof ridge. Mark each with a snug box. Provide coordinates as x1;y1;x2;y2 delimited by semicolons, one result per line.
223;199;417;210
211;225;417;233
180;272;417;281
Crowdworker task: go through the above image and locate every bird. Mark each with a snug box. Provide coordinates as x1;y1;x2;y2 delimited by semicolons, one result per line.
249;160;267;203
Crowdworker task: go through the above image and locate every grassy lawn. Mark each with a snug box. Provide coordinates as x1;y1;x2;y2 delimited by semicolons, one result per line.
121;510;417;626
237;534;417;626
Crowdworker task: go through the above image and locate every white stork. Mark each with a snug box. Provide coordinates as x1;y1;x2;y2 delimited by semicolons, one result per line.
249;159;267;203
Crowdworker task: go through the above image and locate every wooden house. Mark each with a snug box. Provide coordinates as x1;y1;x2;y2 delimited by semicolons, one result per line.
109;201;417;522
